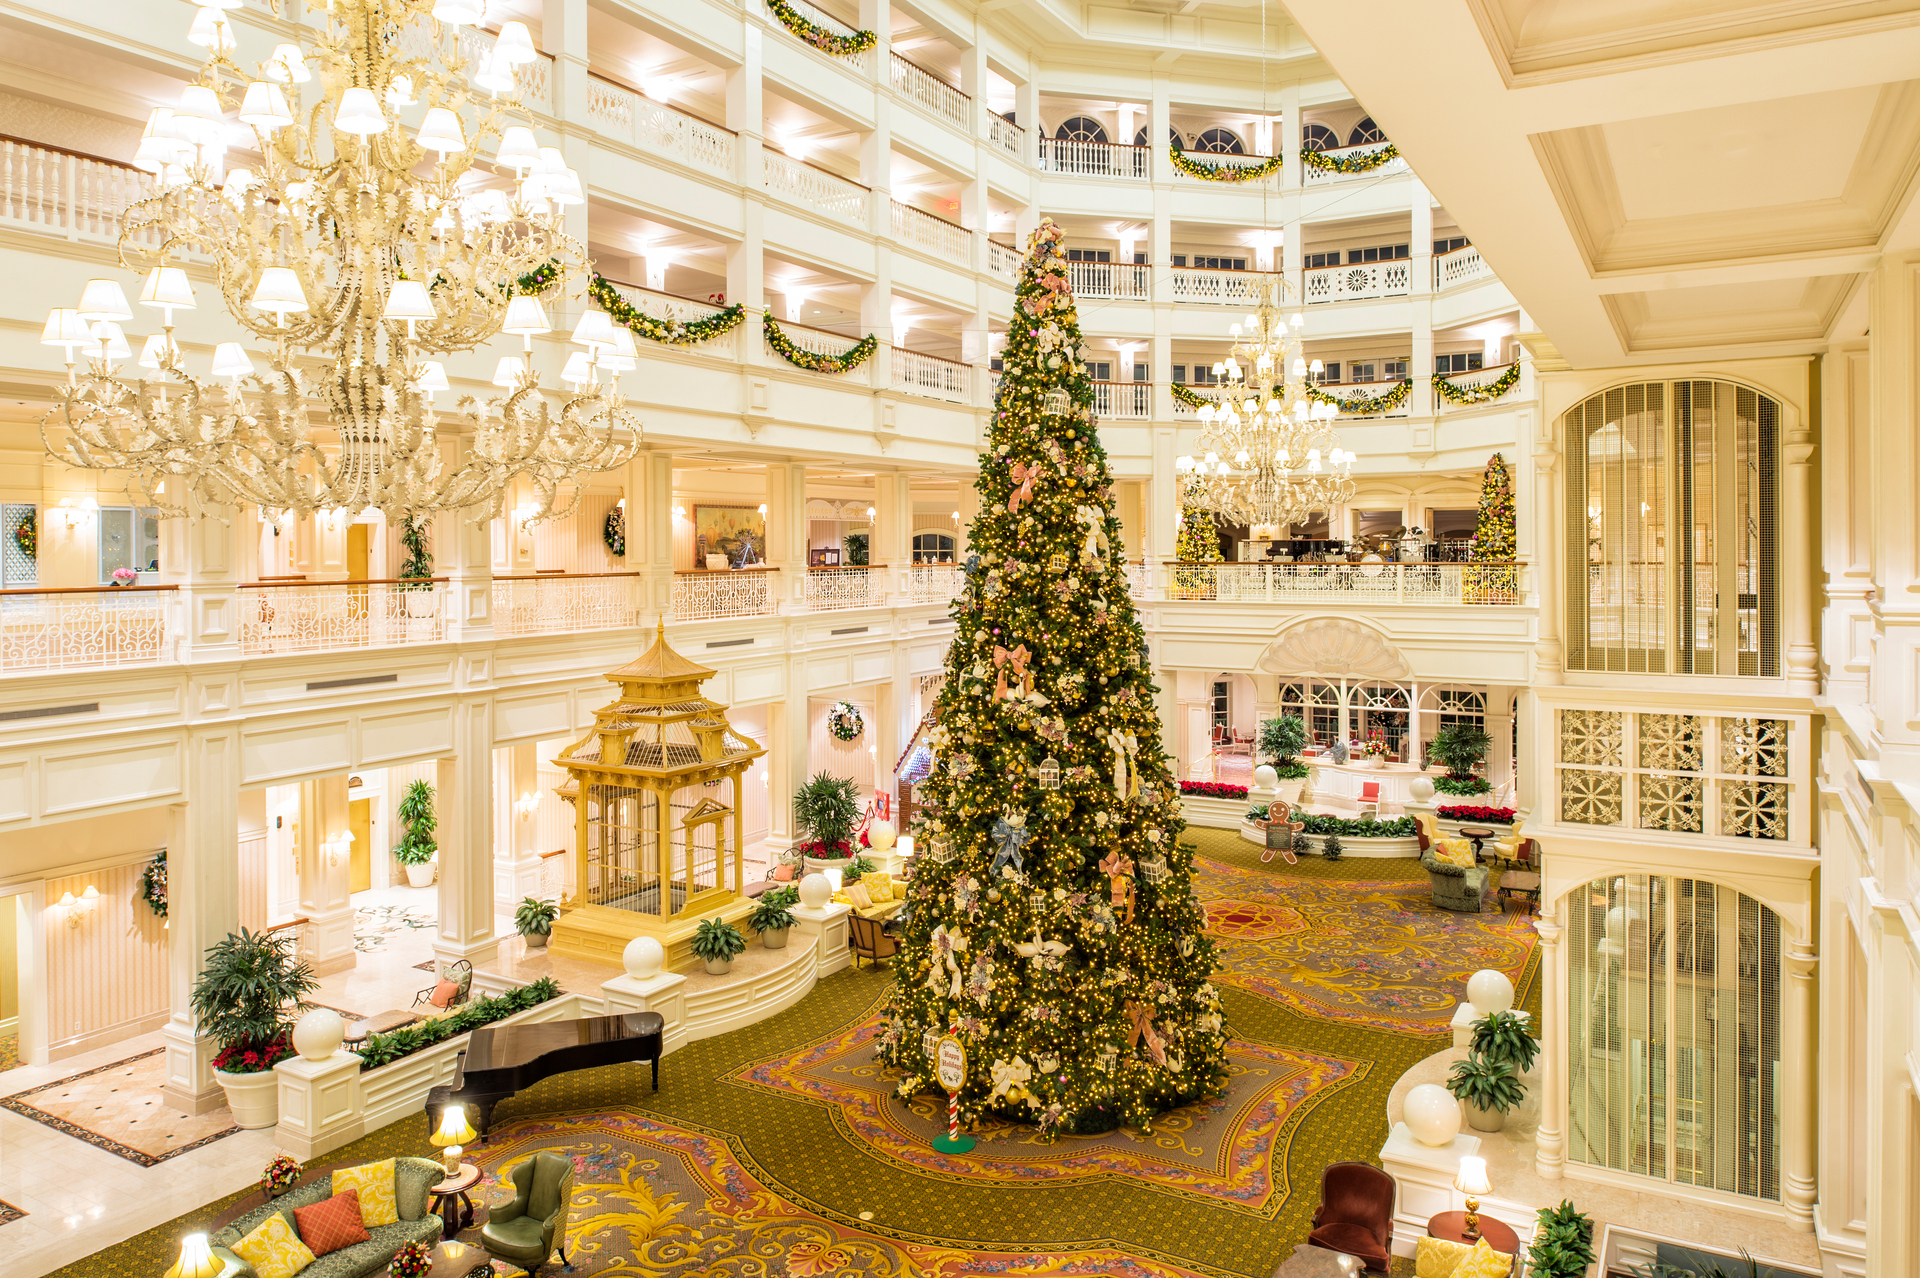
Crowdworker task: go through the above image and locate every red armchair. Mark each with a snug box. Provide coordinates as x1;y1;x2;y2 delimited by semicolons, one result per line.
1307;1161;1395;1272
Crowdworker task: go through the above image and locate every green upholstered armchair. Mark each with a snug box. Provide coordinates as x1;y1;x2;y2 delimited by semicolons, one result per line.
1420;851;1487;914
480;1151;574;1275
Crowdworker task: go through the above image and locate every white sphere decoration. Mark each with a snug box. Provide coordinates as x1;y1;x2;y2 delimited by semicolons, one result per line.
292;1007;345;1060
1466;968;1515;1017
1404;1083;1462;1147
798;871;833;910
1252;764;1279;792
622;936;665;980
1408;776;1435;803
868;818;897;852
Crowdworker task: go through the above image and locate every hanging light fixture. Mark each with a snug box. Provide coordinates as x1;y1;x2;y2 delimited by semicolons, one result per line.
38;0;637;529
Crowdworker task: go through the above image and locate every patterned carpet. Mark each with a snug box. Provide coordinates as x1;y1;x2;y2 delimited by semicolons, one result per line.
52;829;1539;1278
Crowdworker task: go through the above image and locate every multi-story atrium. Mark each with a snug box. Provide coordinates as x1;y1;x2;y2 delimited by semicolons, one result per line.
0;0;1901;1276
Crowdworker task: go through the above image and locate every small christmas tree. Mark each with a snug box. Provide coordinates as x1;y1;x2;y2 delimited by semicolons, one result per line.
879;219;1228;1136
1470;452;1515;562
1174;485;1220;563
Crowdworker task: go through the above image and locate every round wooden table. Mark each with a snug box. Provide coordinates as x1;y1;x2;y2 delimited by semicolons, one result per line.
1427;1210;1519;1256
424;1240;494;1277
428;1162;483;1236
1455;826;1497;858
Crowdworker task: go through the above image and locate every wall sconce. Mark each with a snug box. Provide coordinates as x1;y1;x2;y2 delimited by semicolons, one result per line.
673;505;686;520
53;497;97;532
865;506;876;520
322;830;355;867
514;792;539;819
513;503;537;527
54;885;99;928
757;503;767;516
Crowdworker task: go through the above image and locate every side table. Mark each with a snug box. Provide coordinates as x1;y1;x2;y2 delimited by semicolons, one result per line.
1455;826;1496;860
428;1162;484;1236
1427;1210;1519;1257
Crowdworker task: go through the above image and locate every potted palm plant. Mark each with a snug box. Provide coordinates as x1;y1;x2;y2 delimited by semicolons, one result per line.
791;773;861;871
1257;714;1311;803
392;779;438;888
514;896;560;949
1447;1054;1526;1132
749;887;798;950
691;917;747;974
397;517;436;622
1431;723;1494;797
190;928;318;1129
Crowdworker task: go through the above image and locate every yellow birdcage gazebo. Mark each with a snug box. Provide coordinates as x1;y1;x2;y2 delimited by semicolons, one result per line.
548;621;767;971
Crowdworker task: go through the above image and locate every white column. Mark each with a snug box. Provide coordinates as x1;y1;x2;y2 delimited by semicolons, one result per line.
1409;177;1435;423
161;728;242;1115
1485;684;1515;795
954;479;980;560
765;462;807;610
1531;426;1563;684
1781;942;1818;1229
436;437;493;642
1784;414;1819;693
1016;75;1041;223
726;25;768;369
168;502;242;661
1867;253;1920;777
497;741;544;912
631;452;674;622
297;777;356;977
1533;913;1567;1179
436;700;500;966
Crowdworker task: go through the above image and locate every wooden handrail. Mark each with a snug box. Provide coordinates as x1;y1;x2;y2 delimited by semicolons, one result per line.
494;571;642;581
539;847;570;860
1173;264;1282;275
889;49;971;101
787;153;871;191
892;198;968;234
597;278;732;310
1042;137;1150;153
674;566;779;576
769;315;867;343
586;71;738;135
1160;557;1527;566
265;915;309;934
1433;361;1516;380
0;132;142;174
896;347;970;369
239;576;448;589
0;583;178;597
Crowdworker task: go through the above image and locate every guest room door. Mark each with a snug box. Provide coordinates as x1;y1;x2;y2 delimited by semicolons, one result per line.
349;798;373;893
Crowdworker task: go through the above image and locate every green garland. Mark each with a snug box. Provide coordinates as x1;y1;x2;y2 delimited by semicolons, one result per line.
139;851;167;918
603;507;625;557
512;258;561;296
1170;382;1214;410
1170;147;1283;183
1300;142;1399;174
763;315;878;374
588;274;747;347
765;0;877;56
1432;363;1520;406
12;509;35;561
1306;378;1412;414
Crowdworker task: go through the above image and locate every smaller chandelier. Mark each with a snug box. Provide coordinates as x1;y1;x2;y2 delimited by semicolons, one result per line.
1175;284;1354;530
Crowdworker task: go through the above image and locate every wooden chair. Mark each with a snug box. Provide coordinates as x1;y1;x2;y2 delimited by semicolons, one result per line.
413;958;473;1011
1357;780;1381;820
848;913;900;969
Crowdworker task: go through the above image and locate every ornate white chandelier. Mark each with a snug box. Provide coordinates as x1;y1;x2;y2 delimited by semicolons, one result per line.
38;0;639;527
1175;283;1354;531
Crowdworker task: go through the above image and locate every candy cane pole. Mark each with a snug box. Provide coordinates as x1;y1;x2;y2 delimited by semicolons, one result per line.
947;1090;961;1144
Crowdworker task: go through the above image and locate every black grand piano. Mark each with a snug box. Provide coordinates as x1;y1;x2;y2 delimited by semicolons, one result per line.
426;1011;664;1141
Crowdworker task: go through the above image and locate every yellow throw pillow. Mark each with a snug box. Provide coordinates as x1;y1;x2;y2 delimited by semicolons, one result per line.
1415;1236;1474;1278
232;1212;317;1278
332;1159;398;1227
861;871;894;903
1438;839;1478;869
1452;1237;1513;1278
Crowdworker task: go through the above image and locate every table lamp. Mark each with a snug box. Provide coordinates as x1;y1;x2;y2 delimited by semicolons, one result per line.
431;1104;477;1176
1453;1155;1491;1240
164;1233;223;1278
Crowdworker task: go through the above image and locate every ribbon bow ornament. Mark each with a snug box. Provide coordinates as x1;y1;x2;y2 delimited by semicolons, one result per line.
1124;1000;1169;1067
928;924;968;999
1007;460;1045;514
989;1055;1034;1103
1098;850;1136;923
992;644;1033;701
990;812;1031;875
1107;731;1140;801
1076;505;1110;562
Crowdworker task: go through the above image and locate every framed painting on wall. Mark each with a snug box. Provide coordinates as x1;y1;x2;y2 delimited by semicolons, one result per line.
694;504;766;568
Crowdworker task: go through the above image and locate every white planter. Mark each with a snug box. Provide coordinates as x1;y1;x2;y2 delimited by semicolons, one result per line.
1461;1099;1507;1133
702;956;734;975
403;861;435;888
216;1067;281;1130
521;929;550;949
761;927;790;950
801;855;854;874
1276;778;1305;805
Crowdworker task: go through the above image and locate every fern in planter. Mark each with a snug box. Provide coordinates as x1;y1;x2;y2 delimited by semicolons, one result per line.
1527;1200;1596;1278
190;928;318;1073
691;917;748;970
514;897;559;948
749;890;798;938
1470;1009;1541;1073
1430;723;1492;782
397;517;432;588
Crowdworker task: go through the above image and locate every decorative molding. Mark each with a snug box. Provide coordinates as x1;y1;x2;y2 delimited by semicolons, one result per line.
1254;618;1410;680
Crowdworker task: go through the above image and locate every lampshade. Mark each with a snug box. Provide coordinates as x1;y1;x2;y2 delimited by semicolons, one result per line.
431;1105;477;1148
239;82;293;131
251;268;308;316
211;342;254;380
85;321;132;361
560;351;595;385
383;280;436;323
133;135;175;174
186;7;235;53
1453;1155;1491;1197
385;75;418;108
139;333;181;370
414;361;450;393
608;326;638;363
496;125;539;172
431;0;486;22
472;50;516;95
164;1233;224;1278
493;20;538;64
223;167;257;208
571;310;617;350
42;308;91;347
544;166;584;206
491;356;526;388
174;84;224;144
266;43;311;83
416;107;466;156
502;296;550;335
77;279;133;323
334;86;388;137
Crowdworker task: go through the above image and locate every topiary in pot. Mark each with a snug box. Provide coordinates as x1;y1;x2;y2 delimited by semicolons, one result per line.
750;889;798;950
691;916;748;974
792;772;861;860
392;779;439;887
1447;1054;1525;1132
191;928;318;1128
514;897;560;948
1470;1009;1541;1074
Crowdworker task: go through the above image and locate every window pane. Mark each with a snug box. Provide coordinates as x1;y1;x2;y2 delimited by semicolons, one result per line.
98;507;135;583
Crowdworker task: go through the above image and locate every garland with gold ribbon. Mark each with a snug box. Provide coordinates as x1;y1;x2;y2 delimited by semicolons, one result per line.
766;0;878;56
1170;147;1283;183
1300;143;1399;175
1432;363;1520;406
1305;378;1412;414
764;315;878;374
588;274;746;347
1171;382;1215;410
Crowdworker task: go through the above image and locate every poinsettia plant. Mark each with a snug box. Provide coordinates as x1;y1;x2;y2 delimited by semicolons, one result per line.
1437;805;1517;824
1179;781;1249;800
260;1153;303;1196
212;1031;296;1075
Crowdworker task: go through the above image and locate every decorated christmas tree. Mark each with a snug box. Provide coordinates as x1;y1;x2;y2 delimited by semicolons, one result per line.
1174;484;1221;562
878;219;1228;1136
1470;452;1515;561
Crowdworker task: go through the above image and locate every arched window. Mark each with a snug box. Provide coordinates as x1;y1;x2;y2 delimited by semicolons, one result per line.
1194;127;1244;155
1301;123;1339;153
1055;116;1109;144
1564;381;1780;677
911;531;955;563
1135;125;1182;149
1278;682;1342;745
1347;116;1386;146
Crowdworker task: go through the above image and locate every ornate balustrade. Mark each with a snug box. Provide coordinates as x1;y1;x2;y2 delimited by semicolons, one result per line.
892;349;971;402
1434;245;1493;290
671;568;779;621
769;317;868;363
1067;260;1149;301
596;279;737;356
802;567;879;611
890;199;970;263
0;585;173;674
778;0;875;72
1092;380;1151;419
1301;142;1406;185
0;136;160;249
889;52;969;128
763;150;869;226
906;564;962;603
586;75;735;177
1434;362;1521;413
1170;266;1275;306
1304;259;1412;305
987;240;1019;280
1163;561;1527;605
492;573;638;637
1125;563;1152;600
238;579;448;656
1038;137;1149;179
988;114;1024;158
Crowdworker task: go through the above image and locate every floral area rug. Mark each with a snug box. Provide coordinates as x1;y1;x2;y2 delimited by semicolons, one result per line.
354;903;436;953
0;1048;240;1167
0;1033;19;1073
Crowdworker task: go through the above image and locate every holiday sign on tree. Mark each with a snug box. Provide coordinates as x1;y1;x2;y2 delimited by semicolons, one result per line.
878;220;1228;1136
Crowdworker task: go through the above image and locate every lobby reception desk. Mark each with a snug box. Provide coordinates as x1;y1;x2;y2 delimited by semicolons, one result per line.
1305;760;1441;815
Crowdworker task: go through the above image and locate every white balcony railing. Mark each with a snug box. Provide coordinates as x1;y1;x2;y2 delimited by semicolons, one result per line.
1304;259;1413;305
1067;260;1149;301
671;569;779;621
1092;380;1151;420
0;586;172;674
1301;142;1407;185
455;28;550;111
1434;363;1521;412
1038;137;1149;180
988;114;1024;159
906;564;963;603
1171;267;1273;306
0;136;160;249
239;581;448;656
987;240;1020;281
491;573;637;637
890;199;970;263
802;567;879;611
1434;245;1494;290
1316;379;1414;419
1125;563;1152;600
770;318;868;362
764;150;868;226
1164;561;1527;605
893;349;970;402
777;0;874;73
889;52;969;129
597;279;737;356
587;76;735;177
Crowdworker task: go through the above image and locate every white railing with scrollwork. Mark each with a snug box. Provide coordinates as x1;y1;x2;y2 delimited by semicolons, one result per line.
1303;259;1412;305
1434;246;1493;290
777;0;875;73
803;567;879;611
1038;137;1149;179
596;280;737;357
491;574;637;637
1170;268;1271;306
0;138;160;249
893;350;970;402
889;53;969;129
989;114;1023;158
455;29;551;111
1092;381;1151;420
1066;261;1149;301
763;150;868;226
906;564;963;603
672;570;779;621
239;582;449;656
1125;563;1152;600
890;200;970;263
988;241;1019;280
1164;561;1527;605
1301;143;1406;185
771;319;866;361
587;77;735;177
0;588;171;673
1434;363;1521;413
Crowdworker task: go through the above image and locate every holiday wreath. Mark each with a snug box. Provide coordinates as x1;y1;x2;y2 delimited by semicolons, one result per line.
139;851;168;918
827;700;864;742
12;509;35;561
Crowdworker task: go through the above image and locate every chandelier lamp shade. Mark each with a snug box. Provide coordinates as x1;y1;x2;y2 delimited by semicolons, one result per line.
37;0;639;528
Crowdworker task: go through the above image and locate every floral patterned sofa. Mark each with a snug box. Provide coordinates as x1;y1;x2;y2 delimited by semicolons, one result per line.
209;1157;444;1278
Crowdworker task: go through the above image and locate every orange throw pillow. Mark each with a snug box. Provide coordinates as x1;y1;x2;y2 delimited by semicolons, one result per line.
430;979;460;1008
294;1189;370;1256
771;864;795;882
